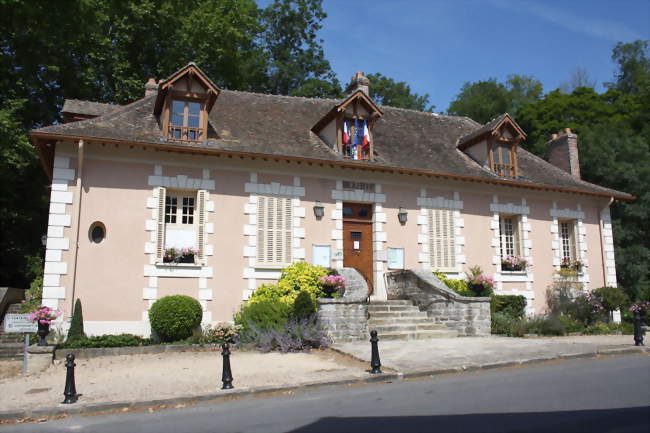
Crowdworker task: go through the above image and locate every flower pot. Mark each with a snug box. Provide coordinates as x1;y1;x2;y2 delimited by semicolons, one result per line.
321;284;342;298
179;254;195;264
468;283;492;297
37;322;50;346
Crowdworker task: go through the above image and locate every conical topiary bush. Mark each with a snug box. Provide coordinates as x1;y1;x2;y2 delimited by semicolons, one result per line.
66;298;86;342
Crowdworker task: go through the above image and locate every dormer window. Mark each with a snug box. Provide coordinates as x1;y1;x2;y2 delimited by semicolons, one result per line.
169;100;203;141
457;113;526;179
153;62;220;143
491;141;516;177
311;72;382;162
342;117;371;160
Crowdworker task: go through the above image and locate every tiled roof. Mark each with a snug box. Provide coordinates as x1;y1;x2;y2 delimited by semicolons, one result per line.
61;99;120;117
33;91;631;199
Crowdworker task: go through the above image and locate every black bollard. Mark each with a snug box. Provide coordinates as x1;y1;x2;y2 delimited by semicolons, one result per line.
633;311;644;346
370;330;382;374
221;343;234;389
61;353;78;404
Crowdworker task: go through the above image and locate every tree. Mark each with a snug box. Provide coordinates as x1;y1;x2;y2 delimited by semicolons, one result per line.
290;78;343;99
67;299;86;342
366;73;433;111
447;75;542;123
260;0;336;96
560;67;597;94
606;40;650;95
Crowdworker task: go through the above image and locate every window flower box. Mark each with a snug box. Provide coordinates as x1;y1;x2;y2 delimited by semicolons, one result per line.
560;258;584;273
501;255;529;272
163;247;198;264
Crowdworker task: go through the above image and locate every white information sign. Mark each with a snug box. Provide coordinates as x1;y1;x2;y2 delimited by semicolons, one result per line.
387;248;405;270
3;314;37;333
312;244;331;267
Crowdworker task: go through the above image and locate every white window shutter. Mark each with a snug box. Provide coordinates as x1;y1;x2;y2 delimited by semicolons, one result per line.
196;190;207;264
428;208;455;271
156;187;166;261
256;195;292;267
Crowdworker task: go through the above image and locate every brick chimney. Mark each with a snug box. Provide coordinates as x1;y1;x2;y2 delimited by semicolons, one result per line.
345;71;370;96
144;78;158;97
547;128;581;179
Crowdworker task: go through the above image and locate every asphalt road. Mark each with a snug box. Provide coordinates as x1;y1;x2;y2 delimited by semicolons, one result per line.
5;354;650;433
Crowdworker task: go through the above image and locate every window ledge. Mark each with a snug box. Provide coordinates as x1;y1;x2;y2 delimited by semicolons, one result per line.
156;262;203;268
499;271;530;283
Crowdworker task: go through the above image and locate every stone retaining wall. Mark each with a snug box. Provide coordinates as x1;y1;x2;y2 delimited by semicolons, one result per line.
385;270;491;336
317;267;369;342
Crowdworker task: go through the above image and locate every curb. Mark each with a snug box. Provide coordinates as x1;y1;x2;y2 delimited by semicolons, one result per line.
1;346;647;423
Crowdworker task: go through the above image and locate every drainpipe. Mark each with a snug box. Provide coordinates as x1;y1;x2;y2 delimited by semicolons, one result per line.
69;140;84;318
598;196;615;287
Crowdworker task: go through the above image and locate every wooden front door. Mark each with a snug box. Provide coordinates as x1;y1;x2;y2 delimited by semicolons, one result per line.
343;203;374;294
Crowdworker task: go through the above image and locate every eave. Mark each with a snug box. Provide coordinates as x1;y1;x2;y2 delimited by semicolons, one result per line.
29;131;634;202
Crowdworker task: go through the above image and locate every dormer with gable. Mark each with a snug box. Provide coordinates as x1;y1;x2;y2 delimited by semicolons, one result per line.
458;113;526;178
152;62;220;143
312;72;383;161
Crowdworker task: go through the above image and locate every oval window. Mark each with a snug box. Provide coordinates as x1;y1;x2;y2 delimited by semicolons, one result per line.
89;222;106;244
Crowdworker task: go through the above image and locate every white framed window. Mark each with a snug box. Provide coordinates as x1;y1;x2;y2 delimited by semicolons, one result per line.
257;195;293;267
155;187;207;264
428;208;456;271
559;220;577;262
499;215;521;258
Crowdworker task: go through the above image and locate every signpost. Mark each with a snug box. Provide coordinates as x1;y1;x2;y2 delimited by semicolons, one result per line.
3;314;37;374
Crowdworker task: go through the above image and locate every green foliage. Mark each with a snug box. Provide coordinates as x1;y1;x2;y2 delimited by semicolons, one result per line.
292;290;316;319
290;78;343;99
235;299;291;336
433;272;474;296
59;334;152;349
67;299;86;342
593;286;630;313
447;75;542;122
526;316;566;336
366;73;434;111
20;255;44;313
606;40;650;95
491;295;527;320
557;315;585;334
148;295;203;342
491;312;518;336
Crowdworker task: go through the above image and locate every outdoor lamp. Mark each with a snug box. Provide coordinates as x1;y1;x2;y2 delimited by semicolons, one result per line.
398;207;408;225
313;200;325;219
41;234;47;247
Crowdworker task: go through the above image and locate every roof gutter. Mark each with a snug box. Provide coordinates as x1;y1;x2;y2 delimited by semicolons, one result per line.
29;131;635;201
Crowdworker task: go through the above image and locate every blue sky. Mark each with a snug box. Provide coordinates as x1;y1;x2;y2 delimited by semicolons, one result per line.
259;0;650;111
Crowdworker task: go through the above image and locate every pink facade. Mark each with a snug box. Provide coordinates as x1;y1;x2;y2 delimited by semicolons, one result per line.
39;140;617;336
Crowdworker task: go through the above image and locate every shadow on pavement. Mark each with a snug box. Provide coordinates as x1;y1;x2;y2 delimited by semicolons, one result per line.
288;406;650;433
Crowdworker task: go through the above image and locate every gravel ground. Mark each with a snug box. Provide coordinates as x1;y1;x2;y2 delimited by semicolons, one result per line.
0;349;367;412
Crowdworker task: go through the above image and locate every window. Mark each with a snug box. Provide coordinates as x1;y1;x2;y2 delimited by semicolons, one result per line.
499;215;521;258
155;187;207;264
89;222;106;243
428;208;456;271
492;143;515;177
257;195;293;267
559;220;577;262
341;118;371;160
168;100;203;142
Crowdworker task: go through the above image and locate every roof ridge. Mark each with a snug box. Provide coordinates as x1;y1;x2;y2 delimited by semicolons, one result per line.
63;98;120;108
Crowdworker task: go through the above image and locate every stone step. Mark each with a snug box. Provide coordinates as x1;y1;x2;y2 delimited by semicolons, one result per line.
368;317;435;326
0;343;23;360
368;311;429;319
368;323;448;333
367;304;421;312
368;300;413;306
377;329;458;340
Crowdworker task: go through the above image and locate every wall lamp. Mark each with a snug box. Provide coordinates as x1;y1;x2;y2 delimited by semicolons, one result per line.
313;201;325;219
398;207;408;225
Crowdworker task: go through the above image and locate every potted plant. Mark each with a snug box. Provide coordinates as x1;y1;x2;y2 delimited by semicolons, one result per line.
163;247;178;263
28;306;62;346
179;247;198;263
560;258;584;273
467;266;495;297
319;274;346;298
501;255;528;272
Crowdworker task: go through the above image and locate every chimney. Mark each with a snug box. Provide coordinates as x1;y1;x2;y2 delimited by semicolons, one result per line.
345;71;370;96
547;128;581;179
144;78;158;97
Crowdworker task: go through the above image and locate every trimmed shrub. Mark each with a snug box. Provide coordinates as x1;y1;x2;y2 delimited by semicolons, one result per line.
66;298;86;342
434;272;474;297
491;295;526;319
491;312;515;335
593;286;630;316
293;290;316;319
60;334;151;349
149;295;202;342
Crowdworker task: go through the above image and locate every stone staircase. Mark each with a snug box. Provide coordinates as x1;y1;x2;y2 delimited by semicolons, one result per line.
368;300;458;340
0;303;26;360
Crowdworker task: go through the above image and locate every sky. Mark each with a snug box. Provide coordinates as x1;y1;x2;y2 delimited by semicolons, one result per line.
259;0;650;111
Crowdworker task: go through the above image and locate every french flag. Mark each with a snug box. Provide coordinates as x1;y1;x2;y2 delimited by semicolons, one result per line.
363;119;370;147
343;121;350;145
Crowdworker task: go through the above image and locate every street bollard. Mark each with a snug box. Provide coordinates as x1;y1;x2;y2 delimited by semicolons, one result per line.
633;311;644;346
370;330;382;374
221;343;234;389
61;353;79;404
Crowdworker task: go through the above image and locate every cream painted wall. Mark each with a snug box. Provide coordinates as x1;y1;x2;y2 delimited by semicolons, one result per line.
46;140;617;334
